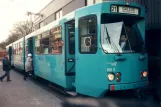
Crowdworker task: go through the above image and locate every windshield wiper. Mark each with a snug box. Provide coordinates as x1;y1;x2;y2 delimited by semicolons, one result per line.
105;27;121;55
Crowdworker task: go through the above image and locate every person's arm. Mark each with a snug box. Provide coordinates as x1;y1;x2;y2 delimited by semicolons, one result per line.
7;59;11;69
3;58;8;66
2;58;4;65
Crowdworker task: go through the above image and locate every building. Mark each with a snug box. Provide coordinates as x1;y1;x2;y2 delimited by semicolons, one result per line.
34;0;109;30
34;0;161;31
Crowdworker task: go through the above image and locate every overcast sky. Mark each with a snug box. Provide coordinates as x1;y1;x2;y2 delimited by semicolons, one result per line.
0;0;52;42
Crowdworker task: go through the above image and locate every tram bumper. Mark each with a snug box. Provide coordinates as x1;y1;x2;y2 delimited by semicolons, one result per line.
109;81;148;91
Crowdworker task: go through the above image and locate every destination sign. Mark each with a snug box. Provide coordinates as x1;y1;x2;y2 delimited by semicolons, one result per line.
111;5;139;15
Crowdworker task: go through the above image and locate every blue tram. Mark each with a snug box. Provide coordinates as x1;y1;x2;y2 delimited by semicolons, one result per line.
6;2;148;97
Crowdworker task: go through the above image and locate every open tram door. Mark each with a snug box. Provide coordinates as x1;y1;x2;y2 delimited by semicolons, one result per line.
65;20;76;91
25;37;34;73
8;46;12;63
65;20;75;75
27;38;34;55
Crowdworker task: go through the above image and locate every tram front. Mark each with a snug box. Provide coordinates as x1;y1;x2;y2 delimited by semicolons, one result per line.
100;4;148;92
75;2;148;97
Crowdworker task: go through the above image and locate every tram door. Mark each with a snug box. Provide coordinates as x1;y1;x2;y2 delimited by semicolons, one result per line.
27;38;34;55
65;20;75;75
8;46;12;63
25;37;34;72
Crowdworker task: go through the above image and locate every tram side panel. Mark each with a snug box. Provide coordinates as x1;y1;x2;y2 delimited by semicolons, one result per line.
32;24;74;90
12;39;25;71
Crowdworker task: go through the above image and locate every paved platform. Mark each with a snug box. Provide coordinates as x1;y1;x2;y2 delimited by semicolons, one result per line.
0;66;62;107
0;63;160;107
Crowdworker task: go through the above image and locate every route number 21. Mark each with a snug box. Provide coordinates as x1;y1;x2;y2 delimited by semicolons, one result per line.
111;5;117;12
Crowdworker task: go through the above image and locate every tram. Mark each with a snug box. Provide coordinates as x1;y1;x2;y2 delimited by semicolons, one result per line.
6;1;148;97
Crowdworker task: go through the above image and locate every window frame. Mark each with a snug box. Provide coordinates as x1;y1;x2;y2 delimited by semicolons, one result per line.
78;15;97;54
66;20;75;55
50;25;63;55
35;34;42;55
41;34;50;55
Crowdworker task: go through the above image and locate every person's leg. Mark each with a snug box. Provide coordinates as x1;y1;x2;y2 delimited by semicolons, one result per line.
24;72;27;80
24;72;28;80
7;71;11;81
29;70;32;76
0;71;8;82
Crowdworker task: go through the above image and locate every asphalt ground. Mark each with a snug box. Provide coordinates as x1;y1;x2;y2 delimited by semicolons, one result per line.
0;62;160;107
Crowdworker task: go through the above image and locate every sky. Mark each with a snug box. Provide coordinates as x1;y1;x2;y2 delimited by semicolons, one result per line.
0;0;52;42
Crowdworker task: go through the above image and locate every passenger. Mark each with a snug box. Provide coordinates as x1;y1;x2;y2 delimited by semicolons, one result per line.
120;35;127;50
24;53;33;80
0;54;12;82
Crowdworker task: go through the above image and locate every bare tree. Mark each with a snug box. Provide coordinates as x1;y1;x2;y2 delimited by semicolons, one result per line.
0;21;34;49
12;21;34;38
0;41;7;49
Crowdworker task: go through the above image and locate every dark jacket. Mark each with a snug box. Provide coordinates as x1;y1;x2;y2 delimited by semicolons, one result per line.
2;57;11;71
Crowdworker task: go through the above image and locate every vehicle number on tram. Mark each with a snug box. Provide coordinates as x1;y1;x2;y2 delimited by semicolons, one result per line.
111;5;139;15
107;68;115;72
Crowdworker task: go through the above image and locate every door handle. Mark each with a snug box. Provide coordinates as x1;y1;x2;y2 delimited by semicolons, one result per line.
68;58;74;62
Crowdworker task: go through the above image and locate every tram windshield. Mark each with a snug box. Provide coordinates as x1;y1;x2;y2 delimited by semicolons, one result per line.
101;14;145;53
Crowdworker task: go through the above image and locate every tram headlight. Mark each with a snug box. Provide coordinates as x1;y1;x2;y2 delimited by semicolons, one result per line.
142;71;148;78
108;73;115;81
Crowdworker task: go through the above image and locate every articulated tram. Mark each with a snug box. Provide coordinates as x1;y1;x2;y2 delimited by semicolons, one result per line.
6;2;148;97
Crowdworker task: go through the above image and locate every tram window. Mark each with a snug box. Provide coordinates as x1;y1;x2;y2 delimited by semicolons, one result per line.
35;35;41;54
17;43;20;55
41;37;50;54
25;41;28;55
16;44;18;55
19;42;22;55
79;15;97;53
101;14;145;53
67;21;75;54
19;43;20;55
41;31;50;54
50;26;62;54
14;45;16;55
18;42;21;55
13;46;14;55
15;44;16;55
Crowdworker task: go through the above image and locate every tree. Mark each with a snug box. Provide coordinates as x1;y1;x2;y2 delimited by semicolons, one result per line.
12;21;34;38
0;21;34;49
0;41;7;49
